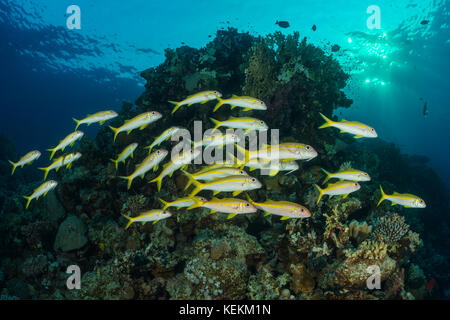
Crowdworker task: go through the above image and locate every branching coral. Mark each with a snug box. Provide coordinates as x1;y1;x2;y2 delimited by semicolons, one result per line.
372;213;409;244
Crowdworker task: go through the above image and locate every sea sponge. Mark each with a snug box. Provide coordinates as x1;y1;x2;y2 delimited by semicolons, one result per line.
348;220;372;244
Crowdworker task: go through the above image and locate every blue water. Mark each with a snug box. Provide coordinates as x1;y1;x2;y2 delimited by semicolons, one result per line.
1;0;449;187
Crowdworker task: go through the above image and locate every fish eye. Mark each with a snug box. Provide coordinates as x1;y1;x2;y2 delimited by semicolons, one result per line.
354;183;358;186
240;171;244;174
306;146;310;150
252;178;256;182
260;101;263;104
300;208;304;212
246;203;250;206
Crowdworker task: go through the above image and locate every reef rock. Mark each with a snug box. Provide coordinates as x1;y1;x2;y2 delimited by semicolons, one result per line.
53;216;88;252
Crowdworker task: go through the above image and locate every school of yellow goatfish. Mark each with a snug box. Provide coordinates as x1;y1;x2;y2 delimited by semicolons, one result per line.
9;91;426;228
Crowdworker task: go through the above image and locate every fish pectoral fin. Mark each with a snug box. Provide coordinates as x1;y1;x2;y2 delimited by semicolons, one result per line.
391;203;397;206
264;212;271;217
342;193;349;199
153;165;159;172
269;169;279;176
70;142;75;147
55;167;60;172
99;120;105;125
188;103;194;106
243;107;252;111
232;190;243;196
354;135;364;139
230;105;237;109
227;213;237;219
210;210;217;214
280;216;290;220
249;168;256;172
404;206;411;208
140;124;148;130
201;100;209;104
213;191;220;196
169;172;174;178
152;220;159;224
181;165;188;170
127;130;132;135
340;130;346;133
140;174;145;178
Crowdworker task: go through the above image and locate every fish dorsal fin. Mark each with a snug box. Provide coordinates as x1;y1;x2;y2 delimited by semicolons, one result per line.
211;197;219;201
393;192;400;195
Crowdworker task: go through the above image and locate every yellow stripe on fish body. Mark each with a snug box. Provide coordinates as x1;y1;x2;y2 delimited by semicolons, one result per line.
183;171;262;197
246;194;310;219
23;180;58;209
73;110;118;130
8;150;41;175
120;149;168;190
321;168;371;184
39;152;82;180
256;143;318;161
47;131;84;160
150;149;201;192
318;112;377;138
109;111;162;142
169;91;222;114
145;126;182;153
210;116;268;132
159;196;207;210
110;142;138;170
193;132;240;149
245;159;299;176
184;166;249;189
122;209;172;229
213;95;267;112
314;181;361;204
377;186;426;208
191;197;257;218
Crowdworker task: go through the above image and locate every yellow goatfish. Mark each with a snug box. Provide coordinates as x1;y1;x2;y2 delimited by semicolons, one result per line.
246;158;299;176
150;149;202;192
213;95;267;112
109;111;162;142
189;197;257;219
39;152;82;180
110;142;138;170
377;186;426;208
169;91;222;114
23;180;58;209
321;168;371;184
193;132;240;149
8;150;41;175
47;131;84;160
73;110;118;130
122;209;172;229
314;181;361;204
144;126;182;153
318;113;377;138
159;196;207;210
210;117;268;133
120;149;168;190
184;166;249;189
183;171;262;197
246;194;311;220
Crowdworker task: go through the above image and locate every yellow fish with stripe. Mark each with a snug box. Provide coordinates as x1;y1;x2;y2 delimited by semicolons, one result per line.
73;110;118;130
318;113;377;138
213;95;267;112
210;117;268;133
144;126;182;153
109;111;162;142
188;197;257;219
159;196;207;210
183;170;262;197
39;152;82;180
246;194;310;220
122;209;172;229
47;131;84;160
377;186;426;208
120;149;168;190
110;143;138;170
169;91;222;114
314;181;361;204
8;150;41;175
23;180;58;209
321;167;371;184
184;166;249;189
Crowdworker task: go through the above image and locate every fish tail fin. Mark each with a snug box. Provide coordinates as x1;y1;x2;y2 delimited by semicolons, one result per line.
182;170;203;197
73;118;81;130
187;197;204;210
38;166;51;180
234;144;249;169
8;160;17;175
318;112;334;129
158;198;170;210
377;185;387;207
110;158;118;170
109;126;119;142
150;175;163;192
47;148;57;160
314;184;324;204
321;168;331;184
209;117;221;132
245;193;256;205
119;175;133;190
121;214;134;229
23;196;32;209
169;100;181;114
212;98;224;112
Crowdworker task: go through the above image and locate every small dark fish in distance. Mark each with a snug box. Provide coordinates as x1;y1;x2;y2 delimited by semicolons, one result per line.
423;102;428;117
331;44;340;52
312;24;317;31
420;20;429;25
276;20;290;28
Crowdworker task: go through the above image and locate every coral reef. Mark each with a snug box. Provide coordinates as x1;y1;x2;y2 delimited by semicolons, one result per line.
0;28;448;300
